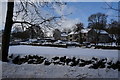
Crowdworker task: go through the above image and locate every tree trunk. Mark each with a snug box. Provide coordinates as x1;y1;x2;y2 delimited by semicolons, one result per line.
79;32;83;44
2;1;14;62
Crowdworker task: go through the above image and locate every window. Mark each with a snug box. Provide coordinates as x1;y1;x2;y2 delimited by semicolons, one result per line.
70;35;72;37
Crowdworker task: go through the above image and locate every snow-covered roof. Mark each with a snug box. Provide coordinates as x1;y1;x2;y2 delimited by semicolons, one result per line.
67;28;108;35
44;37;55;40
81;29;91;34
94;29;108;34
100;30;108;34
68;32;78;35
61;32;68;37
29;39;37;42
68;29;91;35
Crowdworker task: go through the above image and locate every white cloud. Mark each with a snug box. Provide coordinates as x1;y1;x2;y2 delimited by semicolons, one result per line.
53;3;75;17
53;3;67;16
45;18;80;36
58;18;80;29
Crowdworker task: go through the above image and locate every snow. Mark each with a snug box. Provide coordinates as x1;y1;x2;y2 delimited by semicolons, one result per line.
29;39;37;42
68;32;78;35
2;62;118;78
9;45;118;59
61;33;68;37
53;40;79;45
94;29;108;34
97;43;117;46
81;29;91;34
100;30;108;34
2;45;119;78
54;40;64;44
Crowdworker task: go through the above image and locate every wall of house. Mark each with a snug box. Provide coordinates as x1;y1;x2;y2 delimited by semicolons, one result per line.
68;34;78;42
87;29;111;43
60;36;68;41
87;29;97;43
99;34;110;43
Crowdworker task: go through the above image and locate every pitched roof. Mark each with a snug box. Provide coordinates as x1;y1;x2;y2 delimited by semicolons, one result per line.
81;29;91;33
68;32;78;35
61;32;68;37
100;30;108;34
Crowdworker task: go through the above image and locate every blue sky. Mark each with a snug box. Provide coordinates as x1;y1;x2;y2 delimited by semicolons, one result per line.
64;2;118;28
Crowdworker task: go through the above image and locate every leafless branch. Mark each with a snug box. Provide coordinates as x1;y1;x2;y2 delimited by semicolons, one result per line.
104;2;120;12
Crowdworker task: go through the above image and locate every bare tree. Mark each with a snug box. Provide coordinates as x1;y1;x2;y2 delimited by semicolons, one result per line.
105;2;120;12
2;0;14;62
108;20;120;46
2;0;67;62
105;2;120;46
53;29;61;40
73;22;84;44
88;13;108;45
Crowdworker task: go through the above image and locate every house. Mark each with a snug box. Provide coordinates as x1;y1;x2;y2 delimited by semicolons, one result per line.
68;28;111;44
81;29;91;42
68;29;90;43
53;29;68;41
87;29;97;43
60;32;68;41
98;30;111;43
53;28;111;44
68;32;78;42
87;29;111;43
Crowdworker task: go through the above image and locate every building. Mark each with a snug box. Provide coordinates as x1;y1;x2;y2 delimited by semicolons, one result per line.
60;32;68;41
87;29;111;43
68;32;78;42
53;30;68;41
68;28;111;43
53;28;111;44
68;29;90;43
81;29;91;42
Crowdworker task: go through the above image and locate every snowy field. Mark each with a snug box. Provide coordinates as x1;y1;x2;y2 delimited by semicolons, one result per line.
9;45;118;59
2;45;119;78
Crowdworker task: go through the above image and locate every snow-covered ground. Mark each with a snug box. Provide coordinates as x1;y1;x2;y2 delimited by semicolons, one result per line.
2;45;119;78
2;62;118;78
9;45;118;59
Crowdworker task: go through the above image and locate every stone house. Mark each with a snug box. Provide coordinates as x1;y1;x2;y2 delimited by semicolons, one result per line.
53;30;68;41
60;32;68;41
87;29;111;43
53;28;111;43
68;29;90;43
68;32;78;42
68;28;111;43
